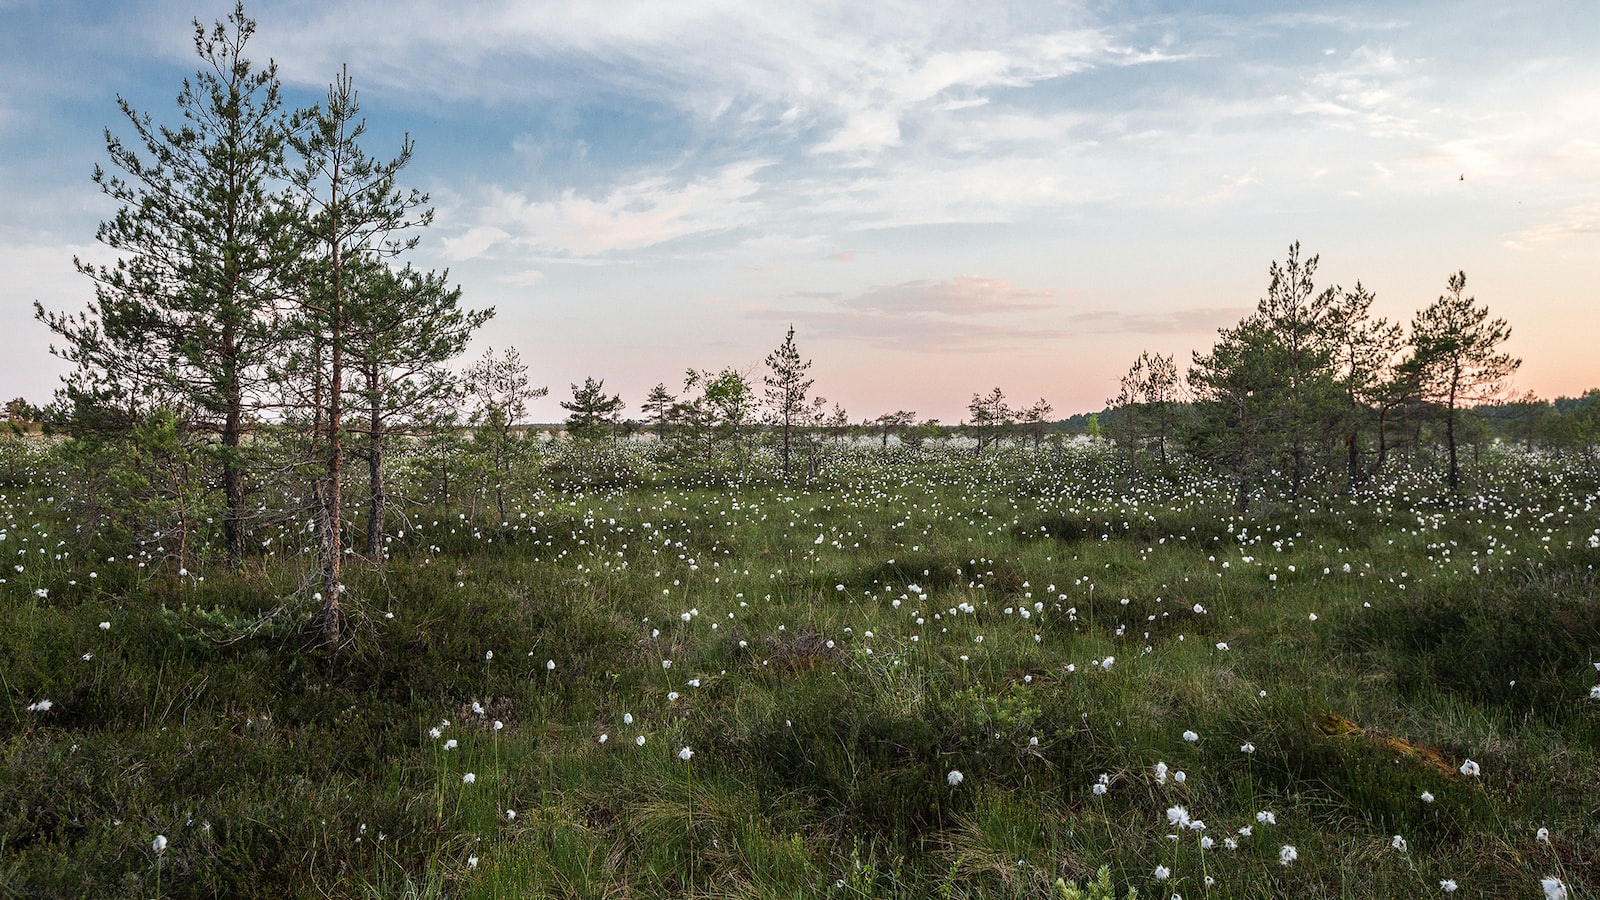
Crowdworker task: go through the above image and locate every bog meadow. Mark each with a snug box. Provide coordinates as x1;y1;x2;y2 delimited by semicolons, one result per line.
6;5;1600;899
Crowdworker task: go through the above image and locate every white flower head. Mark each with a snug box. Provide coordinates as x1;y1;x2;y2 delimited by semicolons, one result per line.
1154;865;1170;881
1182;730;1199;742
1391;835;1407;852
1440;879;1458;892
1279;844;1298;866
1536;826;1550;843
25;699;52;713
636;735;646;746
1154;761;1169;784
462;772;476;784
678;746;694;761
1167;806;1191;828
152;834;168;854
1420;791;1435;803
1256;810;1276;825
1459;759;1481;777
1542;876;1568;900
946;769;964;787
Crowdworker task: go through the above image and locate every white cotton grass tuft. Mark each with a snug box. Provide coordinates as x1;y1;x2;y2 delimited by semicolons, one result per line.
1279;844;1298;866
1542;876;1568;900
946;770;964;787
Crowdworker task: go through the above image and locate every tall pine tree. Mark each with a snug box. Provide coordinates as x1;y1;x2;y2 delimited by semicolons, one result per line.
287;67;433;648
37;2;298;566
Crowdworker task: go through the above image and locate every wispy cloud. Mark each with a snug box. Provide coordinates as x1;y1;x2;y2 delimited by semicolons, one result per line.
747;274;1062;350
464;160;772;257
1510;203;1600;246
846;275;1055;315
1069;307;1253;335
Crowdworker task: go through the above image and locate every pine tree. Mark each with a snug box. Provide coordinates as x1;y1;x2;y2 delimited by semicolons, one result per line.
562;377;625;440
465;347;547;521
287;67;433;649
1109;352;1181;465
1187;243;1344;506
1323;282;1404;488
642;383;676;440
1406;271;1519;496
870;410;917;454
345;261;491;554
967;387;1011;453
762;325;813;480
36;2;298;566
1021;398;1054;449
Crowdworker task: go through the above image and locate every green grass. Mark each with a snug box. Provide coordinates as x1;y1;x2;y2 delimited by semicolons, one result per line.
2;441;1597;897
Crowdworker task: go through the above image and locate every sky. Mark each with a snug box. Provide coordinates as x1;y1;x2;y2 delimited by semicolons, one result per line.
2;0;1597;423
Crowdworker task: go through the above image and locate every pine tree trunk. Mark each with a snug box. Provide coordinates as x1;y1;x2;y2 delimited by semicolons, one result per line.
321;217;345;652
1446;367;1461;497
223;401;246;567
366;392;384;556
